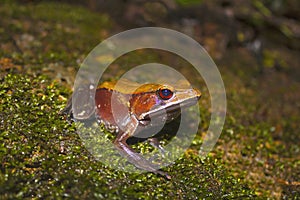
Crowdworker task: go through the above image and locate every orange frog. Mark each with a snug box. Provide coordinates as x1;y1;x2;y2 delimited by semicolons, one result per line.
63;79;201;179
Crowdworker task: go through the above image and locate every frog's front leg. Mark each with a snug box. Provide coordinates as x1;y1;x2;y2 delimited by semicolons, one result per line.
113;118;170;179
147;138;166;155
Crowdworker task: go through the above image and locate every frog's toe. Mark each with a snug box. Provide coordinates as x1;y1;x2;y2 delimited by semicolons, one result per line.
147;138;166;156
155;170;171;180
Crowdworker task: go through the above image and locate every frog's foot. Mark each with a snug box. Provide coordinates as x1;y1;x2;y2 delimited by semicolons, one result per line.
114;134;171;179
147;138;166;156
155;169;171;180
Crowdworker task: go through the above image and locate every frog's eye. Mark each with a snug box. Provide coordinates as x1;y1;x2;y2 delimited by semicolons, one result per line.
158;88;173;100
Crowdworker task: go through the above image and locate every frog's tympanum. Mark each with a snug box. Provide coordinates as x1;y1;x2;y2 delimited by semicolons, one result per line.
63;79;201;179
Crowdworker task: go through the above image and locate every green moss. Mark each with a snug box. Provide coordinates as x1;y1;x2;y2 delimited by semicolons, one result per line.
175;0;203;6
0;73;257;199
0;1;110;69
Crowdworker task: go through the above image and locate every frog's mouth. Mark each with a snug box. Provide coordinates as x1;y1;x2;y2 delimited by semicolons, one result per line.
139;96;200;122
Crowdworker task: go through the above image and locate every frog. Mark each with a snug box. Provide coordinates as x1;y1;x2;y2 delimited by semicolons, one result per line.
62;79;201;179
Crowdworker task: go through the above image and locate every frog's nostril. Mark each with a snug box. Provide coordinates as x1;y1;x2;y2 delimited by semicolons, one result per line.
194;89;201;99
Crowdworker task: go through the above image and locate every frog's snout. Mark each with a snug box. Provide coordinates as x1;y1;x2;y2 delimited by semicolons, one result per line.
192;88;202;100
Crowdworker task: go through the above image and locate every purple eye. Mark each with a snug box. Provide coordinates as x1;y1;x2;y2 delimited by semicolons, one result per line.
158;88;173;100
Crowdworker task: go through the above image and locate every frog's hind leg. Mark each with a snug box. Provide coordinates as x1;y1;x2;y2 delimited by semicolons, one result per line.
113;131;171;179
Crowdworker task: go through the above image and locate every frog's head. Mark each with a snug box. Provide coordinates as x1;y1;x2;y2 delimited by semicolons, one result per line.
129;82;201;125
